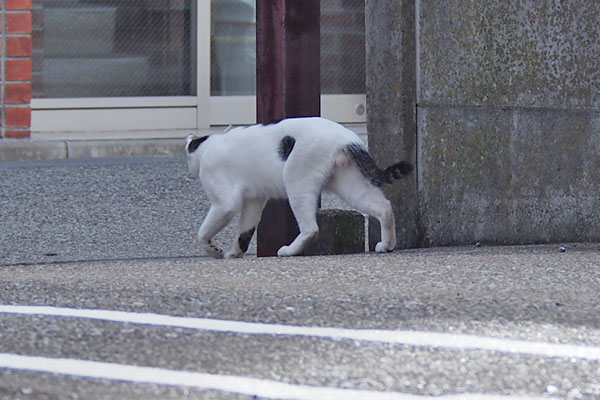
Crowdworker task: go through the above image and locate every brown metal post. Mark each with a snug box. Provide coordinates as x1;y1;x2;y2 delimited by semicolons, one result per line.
256;0;321;257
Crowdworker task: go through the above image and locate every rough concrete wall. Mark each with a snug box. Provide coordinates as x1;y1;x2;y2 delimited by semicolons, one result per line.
418;107;600;245
367;0;600;247
418;1;599;110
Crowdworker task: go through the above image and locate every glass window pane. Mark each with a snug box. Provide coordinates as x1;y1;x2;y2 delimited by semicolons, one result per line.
211;0;256;96
33;0;196;98
321;0;365;94
210;0;365;96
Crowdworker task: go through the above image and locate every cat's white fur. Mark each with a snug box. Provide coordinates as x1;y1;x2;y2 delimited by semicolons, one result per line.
186;117;410;258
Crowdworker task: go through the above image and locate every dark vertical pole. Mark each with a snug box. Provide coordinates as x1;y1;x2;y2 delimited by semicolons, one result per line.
256;0;320;257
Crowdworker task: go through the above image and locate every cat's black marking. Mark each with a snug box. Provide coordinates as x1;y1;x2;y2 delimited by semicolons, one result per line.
346;142;413;187
187;136;209;153
238;227;256;253
278;136;296;161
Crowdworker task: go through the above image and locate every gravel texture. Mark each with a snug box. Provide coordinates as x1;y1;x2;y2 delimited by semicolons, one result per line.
0;156;350;266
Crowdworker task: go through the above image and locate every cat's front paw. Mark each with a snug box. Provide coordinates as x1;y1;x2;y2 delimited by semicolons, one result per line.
206;248;224;259
374;241;394;253
277;245;294;257
224;249;243;259
203;240;224;259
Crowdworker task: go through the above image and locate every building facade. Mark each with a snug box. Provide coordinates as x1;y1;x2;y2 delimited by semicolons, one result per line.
1;0;366;138
1;0;33;138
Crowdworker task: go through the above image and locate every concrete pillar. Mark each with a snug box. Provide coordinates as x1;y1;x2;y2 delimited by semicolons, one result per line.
365;0;419;249
367;0;600;247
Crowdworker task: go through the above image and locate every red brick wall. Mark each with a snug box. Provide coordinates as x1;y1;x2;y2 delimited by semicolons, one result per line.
1;0;32;138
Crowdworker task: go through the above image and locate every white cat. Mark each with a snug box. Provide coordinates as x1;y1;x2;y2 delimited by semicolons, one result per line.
185;117;412;258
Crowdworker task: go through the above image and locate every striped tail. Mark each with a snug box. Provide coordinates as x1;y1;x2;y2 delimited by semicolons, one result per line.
346;142;413;187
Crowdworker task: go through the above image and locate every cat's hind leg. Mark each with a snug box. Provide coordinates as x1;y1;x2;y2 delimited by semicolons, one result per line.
225;198;266;259
276;143;333;257
277;192;320;257
197;202;237;259
277;182;322;257
327;164;396;253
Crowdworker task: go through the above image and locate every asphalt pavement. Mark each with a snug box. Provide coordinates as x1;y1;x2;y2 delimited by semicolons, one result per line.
1;156;600;399
0;156;209;266
0;156;354;267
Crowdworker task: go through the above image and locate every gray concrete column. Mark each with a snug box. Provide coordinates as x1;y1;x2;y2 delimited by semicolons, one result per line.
365;0;420;249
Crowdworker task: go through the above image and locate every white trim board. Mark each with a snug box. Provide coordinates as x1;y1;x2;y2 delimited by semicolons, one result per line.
31;97;197;110
32;107;198;132
32;94;367;132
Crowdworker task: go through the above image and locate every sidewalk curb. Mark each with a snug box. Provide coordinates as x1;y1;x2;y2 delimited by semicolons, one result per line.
0;138;184;162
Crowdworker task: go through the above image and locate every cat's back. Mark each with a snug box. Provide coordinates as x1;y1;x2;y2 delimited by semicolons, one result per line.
273;117;359;144
216;117;360;160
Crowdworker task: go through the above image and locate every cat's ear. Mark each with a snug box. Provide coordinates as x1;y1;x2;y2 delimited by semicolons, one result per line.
185;134;197;153
186;134;208;154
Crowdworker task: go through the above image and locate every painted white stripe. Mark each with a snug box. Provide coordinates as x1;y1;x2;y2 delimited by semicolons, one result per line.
0;353;543;400
1;305;600;362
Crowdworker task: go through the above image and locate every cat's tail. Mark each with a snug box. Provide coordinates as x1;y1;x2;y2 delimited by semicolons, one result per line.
346;142;413;187
381;161;413;184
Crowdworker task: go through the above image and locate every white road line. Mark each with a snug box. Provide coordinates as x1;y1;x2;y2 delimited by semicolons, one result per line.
1;305;600;362
0;353;543;400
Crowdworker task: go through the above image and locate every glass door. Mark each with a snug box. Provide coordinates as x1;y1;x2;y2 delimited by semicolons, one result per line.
209;0;367;125
31;0;365;133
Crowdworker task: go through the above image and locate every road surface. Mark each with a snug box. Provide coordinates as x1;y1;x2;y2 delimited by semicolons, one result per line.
1;156;599;399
